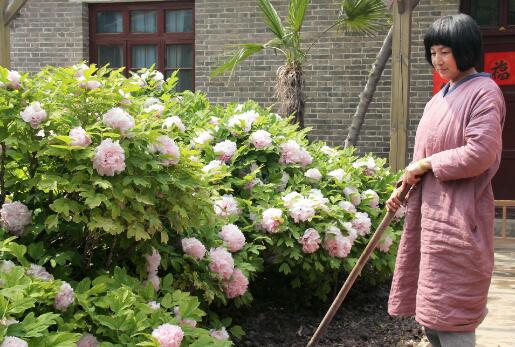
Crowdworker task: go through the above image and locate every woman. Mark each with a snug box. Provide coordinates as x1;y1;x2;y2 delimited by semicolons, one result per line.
386;14;505;347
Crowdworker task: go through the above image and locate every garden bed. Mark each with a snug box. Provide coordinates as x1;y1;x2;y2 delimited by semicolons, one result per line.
230;275;423;347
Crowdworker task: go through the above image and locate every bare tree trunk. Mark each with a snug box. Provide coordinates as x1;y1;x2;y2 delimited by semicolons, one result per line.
344;0;420;148
344;27;392;148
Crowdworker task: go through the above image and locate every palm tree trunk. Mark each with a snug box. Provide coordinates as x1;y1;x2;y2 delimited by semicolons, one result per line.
276;62;305;128
344;0;420;148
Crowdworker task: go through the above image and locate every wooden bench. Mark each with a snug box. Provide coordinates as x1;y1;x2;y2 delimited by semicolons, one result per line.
495;200;515;238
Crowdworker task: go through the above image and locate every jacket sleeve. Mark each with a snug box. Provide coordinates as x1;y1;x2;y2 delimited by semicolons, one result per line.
431;90;505;182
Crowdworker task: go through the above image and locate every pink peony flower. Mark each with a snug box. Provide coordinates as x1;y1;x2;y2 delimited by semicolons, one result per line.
26;264;53;281
282;192;302;209
323;227;352;258
279;140;312;167
249;130;272;149
0;201;32;236
151;324;184;347
209;247;234;279
191;130;213;146
77;334;99;347
54;282;74;311
102;107;134;133
92;139;125;176
342;222;358;243
145;248;161;275
394;205;407;221
338;200;357;213
377;235;394;253
223;268;249;298
352;212;372;236
0;260;15;273
261;208;283;233
146;273;160;291
308;189;329;209
343;187;361;206
181;237;206;260
20;102;47;129
304;168;322;180
288;198;316;223
228;110;259;133
328;169;348;183
69;127;92;147
352;157;378;176
244;178;262;190
163;116;186;132
6;70;21;89
219;224;245;252
213;195;240;217
150;136;180;166
213;140;237;163
210;327;230;340
361;189;380;209
209;116;220;125
321;145;338;157
148;301;160;310
73;63;89;78
299;228;321;254
202;160;224;173
0;336;28;347
83;80;100;90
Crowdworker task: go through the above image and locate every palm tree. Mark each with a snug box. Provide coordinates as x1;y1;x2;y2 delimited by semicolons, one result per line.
211;0;390;128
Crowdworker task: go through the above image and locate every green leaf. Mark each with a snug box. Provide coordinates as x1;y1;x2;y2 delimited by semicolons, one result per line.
44;214;59;230
49;198;82;217
258;0;285;39
210;44;265;79
7;312;59;338
337;0;390;36
288;0;310;32
93;179;113;190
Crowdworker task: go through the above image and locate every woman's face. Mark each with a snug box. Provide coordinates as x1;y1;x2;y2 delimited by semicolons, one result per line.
430;45;461;82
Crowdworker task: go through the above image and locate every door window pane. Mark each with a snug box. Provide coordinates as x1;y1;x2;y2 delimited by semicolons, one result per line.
165;10;193;32
471;0;499;27
97;12;123;33
509;0;515;25
166;70;193;92
131;45;157;69
131;10;157;33
166;45;193;68
98;45;123;68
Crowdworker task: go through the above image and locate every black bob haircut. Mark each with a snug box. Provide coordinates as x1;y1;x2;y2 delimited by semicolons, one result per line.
424;14;483;71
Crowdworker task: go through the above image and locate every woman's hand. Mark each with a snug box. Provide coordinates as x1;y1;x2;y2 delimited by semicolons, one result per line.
386;181;406;212
404;157;432;185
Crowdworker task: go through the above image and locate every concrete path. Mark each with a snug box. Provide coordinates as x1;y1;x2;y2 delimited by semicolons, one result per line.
476;238;515;347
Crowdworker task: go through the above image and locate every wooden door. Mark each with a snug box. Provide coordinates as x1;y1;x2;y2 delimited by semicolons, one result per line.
461;0;515;200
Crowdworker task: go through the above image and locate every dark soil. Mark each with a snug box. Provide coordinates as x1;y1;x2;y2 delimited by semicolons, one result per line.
227;275;424;347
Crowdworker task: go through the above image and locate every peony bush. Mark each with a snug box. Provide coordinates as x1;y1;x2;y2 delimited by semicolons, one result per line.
0;64;404;344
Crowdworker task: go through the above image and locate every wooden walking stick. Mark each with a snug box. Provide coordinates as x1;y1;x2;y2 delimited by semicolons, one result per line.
306;183;412;347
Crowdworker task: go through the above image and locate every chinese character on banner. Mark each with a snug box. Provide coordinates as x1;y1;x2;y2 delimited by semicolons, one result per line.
433;70;448;95
484;52;515;86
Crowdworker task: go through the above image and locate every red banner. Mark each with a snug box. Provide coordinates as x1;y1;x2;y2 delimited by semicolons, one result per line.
484;52;515;86
433;70;448;95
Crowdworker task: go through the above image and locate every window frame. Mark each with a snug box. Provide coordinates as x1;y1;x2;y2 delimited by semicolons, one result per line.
461;0;515;36
89;1;195;90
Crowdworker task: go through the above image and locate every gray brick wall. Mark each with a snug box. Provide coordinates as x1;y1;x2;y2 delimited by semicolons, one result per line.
7;0;460;161
9;0;88;73
195;0;460;159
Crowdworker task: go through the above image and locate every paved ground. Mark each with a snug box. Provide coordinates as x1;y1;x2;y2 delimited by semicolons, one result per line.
476;238;515;347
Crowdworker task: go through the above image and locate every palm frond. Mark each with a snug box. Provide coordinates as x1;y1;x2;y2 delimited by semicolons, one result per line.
337;0;390;36
257;0;286;39
210;44;265;79
288;0;310;32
